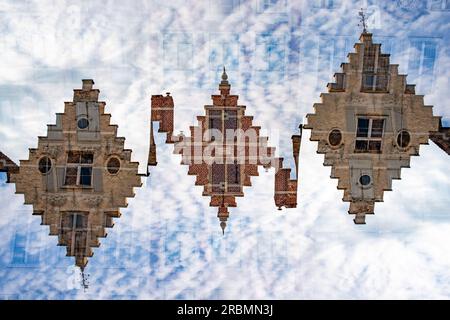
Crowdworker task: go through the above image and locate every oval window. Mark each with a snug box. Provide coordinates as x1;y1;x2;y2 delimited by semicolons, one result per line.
397;130;411;148
38;157;52;174
359;174;371;186
328;129;342;147
77;118;89;129
107;157;121;174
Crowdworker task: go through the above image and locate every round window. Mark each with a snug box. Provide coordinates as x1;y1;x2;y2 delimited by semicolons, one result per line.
38;157;52;174
328;129;342;147
397;130;411;148
77;118;89;129
359;175;371;186
107;157;121;174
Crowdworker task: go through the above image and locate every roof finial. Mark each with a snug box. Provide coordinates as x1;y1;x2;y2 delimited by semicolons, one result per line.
219;66;230;95
79;267;89;292
220;221;226;235
221;66;228;82
358;8;368;33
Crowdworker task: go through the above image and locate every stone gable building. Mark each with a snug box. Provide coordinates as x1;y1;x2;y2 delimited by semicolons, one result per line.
5;80;142;270
305;31;442;224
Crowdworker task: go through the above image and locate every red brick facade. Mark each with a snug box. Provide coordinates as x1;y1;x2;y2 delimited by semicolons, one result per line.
151;69;301;233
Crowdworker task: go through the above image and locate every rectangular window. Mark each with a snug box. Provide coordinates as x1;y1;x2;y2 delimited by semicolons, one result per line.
362;44;389;92
356;118;370;137
64;151;93;187
363;74;374;89
211;163;225;193
11;234;27;265
208;110;222;142
63;213;88;231
227;163;241;193
355;118;385;153
60;212;88;257
224;110;237;141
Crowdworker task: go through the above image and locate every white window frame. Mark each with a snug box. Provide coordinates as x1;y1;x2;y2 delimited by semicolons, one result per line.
355;117;385;153
64;152;93;187
60;212;88;257
64;165;93;186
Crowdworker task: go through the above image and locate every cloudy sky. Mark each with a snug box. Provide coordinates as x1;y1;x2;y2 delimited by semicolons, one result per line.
0;0;449;299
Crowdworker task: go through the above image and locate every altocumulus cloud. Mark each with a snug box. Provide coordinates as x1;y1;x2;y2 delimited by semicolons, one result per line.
0;0;449;299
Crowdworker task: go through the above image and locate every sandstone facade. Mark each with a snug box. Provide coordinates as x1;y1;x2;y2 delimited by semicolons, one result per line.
8;80;142;269
305;32;441;224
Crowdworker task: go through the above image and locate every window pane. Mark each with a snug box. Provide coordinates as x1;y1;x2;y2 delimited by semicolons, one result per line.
371;119;384;137
224;110;237;140
227;163;240;192
209;110;222;141
75;214;87;229
81;153;93;164
64;167;78;185
356;118;370;137
107;158;121;174
369;141;382;152
67;151;81;163
365;74;374;87
38;157;52;174
63;214;74;229
12;247;26;264
328;129;342;146
80;167;92;186
362;73;375;90
363;58;375;72
355;140;368;152
375;75;388;91
211;163;225;193
397;130;411;148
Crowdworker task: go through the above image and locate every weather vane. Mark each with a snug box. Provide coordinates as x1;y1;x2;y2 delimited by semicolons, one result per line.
80;269;90;292
358;8;367;33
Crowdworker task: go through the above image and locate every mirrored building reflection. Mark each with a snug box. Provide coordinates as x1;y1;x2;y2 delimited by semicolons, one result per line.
2;80;142;271
407;37;439;94
150;68;301;233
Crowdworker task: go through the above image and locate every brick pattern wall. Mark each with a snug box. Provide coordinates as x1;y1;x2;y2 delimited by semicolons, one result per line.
151;73;301;233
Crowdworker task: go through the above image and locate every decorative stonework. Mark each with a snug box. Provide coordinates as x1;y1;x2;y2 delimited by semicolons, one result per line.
47;195;67;207
305;32;441;224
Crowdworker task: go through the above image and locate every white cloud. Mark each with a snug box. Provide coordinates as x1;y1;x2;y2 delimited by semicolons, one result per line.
0;0;449;299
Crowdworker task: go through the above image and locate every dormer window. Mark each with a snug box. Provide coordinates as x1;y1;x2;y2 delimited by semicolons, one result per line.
355;118;384;153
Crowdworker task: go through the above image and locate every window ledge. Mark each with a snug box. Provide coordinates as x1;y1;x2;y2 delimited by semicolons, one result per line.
360;89;389;94
61;185;93;189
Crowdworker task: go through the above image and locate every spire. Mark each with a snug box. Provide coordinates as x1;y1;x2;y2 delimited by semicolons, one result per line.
219;66;231;96
220;221;226;235
221;66;228;84
218;206;229;235
358;8;368;34
79;267;89;291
